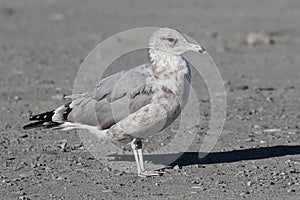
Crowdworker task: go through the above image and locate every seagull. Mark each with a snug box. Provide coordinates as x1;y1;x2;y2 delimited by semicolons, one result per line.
23;28;206;177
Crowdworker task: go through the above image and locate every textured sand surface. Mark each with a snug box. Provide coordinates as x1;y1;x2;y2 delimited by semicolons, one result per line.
1;0;300;199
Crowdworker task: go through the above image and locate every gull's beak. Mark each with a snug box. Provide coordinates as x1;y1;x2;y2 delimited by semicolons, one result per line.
188;43;206;53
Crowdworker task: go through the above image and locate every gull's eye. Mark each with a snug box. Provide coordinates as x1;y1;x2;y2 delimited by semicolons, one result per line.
167;37;175;42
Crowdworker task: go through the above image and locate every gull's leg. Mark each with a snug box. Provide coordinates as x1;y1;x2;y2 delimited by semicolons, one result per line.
135;140;145;172
133;148;142;175
137;148;145;172
131;139;142;175
135;139;164;177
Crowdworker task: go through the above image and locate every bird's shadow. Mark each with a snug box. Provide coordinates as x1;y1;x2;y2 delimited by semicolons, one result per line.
109;145;300;167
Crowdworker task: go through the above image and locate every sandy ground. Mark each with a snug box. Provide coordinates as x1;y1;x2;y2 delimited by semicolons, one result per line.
1;0;300;199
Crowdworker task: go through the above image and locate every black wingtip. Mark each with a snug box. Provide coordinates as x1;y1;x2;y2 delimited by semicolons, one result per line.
23;121;61;130
25;110;56;130
23;121;45;130
24;104;71;130
29;110;55;121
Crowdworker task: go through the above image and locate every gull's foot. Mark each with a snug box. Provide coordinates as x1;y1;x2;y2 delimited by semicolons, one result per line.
138;170;165;178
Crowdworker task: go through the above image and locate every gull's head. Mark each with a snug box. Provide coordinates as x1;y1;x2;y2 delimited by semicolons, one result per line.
149;27;206;56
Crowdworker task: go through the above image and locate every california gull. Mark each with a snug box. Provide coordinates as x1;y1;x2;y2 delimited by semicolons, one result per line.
23;27;206;177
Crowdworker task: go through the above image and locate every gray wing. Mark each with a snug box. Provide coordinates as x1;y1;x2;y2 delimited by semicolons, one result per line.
67;64;154;129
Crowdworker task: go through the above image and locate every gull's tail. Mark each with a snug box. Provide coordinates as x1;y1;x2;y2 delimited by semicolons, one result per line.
23;103;107;139
23;103;71;130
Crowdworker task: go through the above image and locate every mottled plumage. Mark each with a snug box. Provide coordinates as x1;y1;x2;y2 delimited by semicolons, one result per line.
24;27;206;177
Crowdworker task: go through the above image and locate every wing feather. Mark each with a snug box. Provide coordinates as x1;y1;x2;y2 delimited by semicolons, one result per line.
67;64;154;129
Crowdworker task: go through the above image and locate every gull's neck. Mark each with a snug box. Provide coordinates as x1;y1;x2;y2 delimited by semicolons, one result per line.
148;49;190;78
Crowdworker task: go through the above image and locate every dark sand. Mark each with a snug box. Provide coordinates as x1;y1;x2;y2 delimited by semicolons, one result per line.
1;0;300;199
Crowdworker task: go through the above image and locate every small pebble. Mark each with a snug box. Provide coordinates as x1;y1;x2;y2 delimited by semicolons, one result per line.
240;191;250;196
58;141;67;149
6;156;15;160
103;167;111;172
266;97;273;102
173;165;180;170
287;189;295;193
247;181;252;186
14;96;21;101
246;32;274;46
280;172;286;176
18;196;30;200
264;128;281;133
191;186;203;189
253;124;261;129
240;192;246;196
236;85;249;90
102;189;113;193
288;181;294;186
115;171;124;176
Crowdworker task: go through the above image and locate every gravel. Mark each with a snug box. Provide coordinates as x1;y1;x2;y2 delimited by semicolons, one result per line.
1;0;300;199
